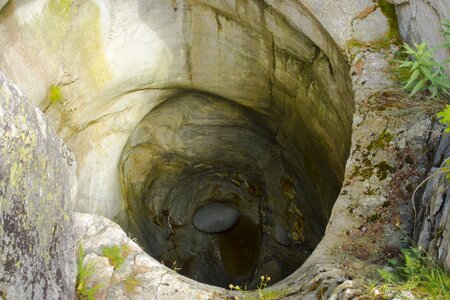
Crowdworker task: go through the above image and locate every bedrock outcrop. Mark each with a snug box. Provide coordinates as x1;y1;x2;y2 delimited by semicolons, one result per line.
0;70;77;299
1;0;448;299
0;0;354;288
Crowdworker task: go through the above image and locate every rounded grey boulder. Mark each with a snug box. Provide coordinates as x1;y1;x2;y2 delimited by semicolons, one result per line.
272;224;291;246
192;202;240;233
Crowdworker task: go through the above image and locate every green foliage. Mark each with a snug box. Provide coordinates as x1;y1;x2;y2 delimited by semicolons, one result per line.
366;247;450;299
76;244;101;300
101;244;130;270
47;84;64;105
437;105;450;132
377;0;401;45
393;20;450;98
395;42;450;97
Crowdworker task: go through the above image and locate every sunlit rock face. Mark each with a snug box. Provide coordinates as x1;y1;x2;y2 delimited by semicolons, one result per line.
0;0;353;288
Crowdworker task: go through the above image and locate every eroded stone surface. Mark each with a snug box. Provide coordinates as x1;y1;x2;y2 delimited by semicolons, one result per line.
0;1;353;228
0;70;77;299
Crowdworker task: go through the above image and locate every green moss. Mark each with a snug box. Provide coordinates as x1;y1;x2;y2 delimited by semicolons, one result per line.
375;161;396;180
47;84;64;105
347;1;402;52
346;38;367;50
367;129;394;151
377;0;402;45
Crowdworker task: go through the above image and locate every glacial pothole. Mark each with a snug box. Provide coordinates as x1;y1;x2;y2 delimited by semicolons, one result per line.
0;0;355;292
119;91;347;288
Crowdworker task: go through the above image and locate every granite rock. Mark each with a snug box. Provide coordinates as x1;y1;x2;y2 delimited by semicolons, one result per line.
0;70;77;299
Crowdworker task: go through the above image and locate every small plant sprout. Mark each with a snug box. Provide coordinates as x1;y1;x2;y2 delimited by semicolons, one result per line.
101;243;131;270
76;244;101;300
47;84;65;105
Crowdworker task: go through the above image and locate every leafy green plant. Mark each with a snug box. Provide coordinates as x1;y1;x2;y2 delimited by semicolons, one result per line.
437;105;450;132
395;42;449;97
76;244;101;300
101;243;130;270
393;20;450;98
366;247;450;299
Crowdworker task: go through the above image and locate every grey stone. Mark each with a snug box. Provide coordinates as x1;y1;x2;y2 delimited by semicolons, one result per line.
192;202;240;234
272;224;291;246
415;136;450;271
0;70;77;299
352;8;390;43
394;0;450;70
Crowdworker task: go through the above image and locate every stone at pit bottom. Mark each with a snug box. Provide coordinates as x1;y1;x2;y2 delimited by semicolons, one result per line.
192;202;240;233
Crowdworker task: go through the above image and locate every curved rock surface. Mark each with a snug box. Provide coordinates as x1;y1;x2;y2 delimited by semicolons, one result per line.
192;202;240;234
1;0;448;299
0;70;77;299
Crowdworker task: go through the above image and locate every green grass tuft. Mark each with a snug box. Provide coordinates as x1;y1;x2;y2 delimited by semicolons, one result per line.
365;247;450;299
101;244;130;270
76;244;101;300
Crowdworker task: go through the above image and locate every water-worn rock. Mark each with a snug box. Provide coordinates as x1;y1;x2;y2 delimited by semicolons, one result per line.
272;224;291;246
0;70;77;299
192;202;240;234
0;0;447;299
352;8;390;43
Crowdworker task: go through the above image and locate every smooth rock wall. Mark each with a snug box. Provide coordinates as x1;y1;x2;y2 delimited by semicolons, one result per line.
0;0;353;231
